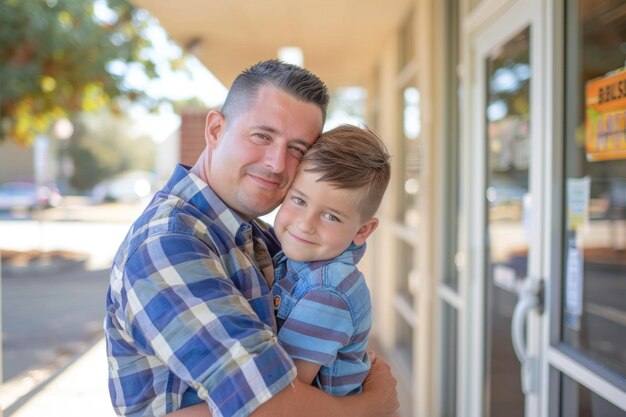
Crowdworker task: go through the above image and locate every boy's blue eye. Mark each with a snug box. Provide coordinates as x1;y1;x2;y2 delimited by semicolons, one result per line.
323;213;340;222
292;196;305;206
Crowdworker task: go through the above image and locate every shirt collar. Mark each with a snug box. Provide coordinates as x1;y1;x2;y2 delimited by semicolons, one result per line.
162;164;250;239
274;242;367;270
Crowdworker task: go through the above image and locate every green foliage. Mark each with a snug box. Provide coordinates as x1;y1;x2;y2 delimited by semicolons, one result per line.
0;0;160;145
68;136;122;190
67;110;155;191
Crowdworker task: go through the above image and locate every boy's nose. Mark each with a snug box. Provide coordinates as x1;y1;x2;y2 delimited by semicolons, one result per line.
297;213;316;233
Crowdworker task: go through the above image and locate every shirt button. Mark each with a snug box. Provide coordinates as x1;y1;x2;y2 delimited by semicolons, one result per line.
273;295;281;309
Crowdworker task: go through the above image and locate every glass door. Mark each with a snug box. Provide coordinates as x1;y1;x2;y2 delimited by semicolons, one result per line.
546;0;626;415
467;2;544;416
483;26;531;417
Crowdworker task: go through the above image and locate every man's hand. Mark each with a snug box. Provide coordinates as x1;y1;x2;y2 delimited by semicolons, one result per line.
362;353;399;416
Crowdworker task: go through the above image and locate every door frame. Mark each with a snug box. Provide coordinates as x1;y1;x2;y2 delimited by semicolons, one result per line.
461;1;547;416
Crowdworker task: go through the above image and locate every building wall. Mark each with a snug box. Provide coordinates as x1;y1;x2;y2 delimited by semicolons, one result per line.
155;130;181;183
179;109;209;167
364;1;456;416
0;140;35;183
363;1;626;416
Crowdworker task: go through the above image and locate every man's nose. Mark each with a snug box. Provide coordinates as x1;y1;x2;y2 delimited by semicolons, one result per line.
264;144;287;173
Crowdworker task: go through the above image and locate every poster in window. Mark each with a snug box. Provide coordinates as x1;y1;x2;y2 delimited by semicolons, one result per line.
585;67;626;161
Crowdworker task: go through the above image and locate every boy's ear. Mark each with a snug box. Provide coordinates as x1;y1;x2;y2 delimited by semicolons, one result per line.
353;218;379;246
205;110;225;149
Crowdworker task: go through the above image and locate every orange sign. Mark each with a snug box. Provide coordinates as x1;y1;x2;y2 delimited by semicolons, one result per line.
585;67;626;161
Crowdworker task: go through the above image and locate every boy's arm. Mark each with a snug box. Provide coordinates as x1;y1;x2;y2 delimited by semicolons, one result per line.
166;354;399;417
293;359;322;385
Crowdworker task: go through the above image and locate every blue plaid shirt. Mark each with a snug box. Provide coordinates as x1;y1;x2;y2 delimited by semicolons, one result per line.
271;244;371;396
105;164;296;417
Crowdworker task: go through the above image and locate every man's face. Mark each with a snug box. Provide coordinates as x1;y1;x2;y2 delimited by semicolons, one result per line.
206;85;323;220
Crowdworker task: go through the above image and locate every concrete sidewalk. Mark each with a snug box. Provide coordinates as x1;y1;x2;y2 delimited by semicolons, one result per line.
8;339;115;417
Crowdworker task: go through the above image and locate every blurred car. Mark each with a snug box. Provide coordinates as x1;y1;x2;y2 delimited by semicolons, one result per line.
91;170;158;204
0;181;62;211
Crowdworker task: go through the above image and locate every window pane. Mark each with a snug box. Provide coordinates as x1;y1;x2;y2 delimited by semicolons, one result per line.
484;27;530;417
396;315;414;368
439;301;458;417
442;0;462;291
401;85;421;227
397;240;416;307
562;0;626;378
559;372;626;417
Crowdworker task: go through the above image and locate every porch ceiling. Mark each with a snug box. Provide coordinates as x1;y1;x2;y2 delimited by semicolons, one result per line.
131;0;411;89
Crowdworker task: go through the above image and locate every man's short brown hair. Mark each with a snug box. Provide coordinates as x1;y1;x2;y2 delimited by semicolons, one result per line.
301;124;391;219
222;59;330;122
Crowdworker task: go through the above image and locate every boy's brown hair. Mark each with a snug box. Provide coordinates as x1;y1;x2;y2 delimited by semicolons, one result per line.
301;124;391;219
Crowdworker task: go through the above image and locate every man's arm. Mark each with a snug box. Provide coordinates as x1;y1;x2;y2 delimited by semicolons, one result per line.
254;354;398;417
166;354;399;417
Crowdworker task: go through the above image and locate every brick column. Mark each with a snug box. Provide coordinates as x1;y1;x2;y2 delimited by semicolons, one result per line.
179;108;209;166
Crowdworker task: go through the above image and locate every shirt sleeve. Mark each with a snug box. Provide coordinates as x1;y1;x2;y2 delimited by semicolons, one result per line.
277;288;354;366
123;231;296;417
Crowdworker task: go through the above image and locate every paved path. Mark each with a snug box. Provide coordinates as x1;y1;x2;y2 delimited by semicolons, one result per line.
0;201;142;415
9;339;116;417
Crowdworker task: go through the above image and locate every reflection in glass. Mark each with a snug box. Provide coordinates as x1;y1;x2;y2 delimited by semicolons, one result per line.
396;314;414;368
484;27;530;417
559;372;626;417
404;87;421;139
440;301;458;417
562;0;626;380
441;0;462;292
394;240;416;384
397;240;416;307
401;85;421;227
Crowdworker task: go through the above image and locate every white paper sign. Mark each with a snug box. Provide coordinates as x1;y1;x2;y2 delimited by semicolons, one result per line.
565;238;584;329
566;177;590;231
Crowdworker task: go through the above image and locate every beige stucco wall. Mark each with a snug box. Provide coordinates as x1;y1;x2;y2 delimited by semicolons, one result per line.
0;140;35;183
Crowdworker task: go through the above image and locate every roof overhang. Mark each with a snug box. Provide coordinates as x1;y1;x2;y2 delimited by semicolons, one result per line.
131;0;411;90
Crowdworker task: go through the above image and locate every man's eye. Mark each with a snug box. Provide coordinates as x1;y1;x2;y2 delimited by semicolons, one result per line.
253;133;270;141
292;196;305;206
288;146;306;158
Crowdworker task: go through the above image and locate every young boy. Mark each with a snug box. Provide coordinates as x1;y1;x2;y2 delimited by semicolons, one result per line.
271;124;391;396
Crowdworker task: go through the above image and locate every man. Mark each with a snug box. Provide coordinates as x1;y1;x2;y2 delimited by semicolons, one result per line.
105;59;398;417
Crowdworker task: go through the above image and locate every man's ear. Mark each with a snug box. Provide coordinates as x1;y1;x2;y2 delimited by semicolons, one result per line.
353;217;379;246
205;110;225;149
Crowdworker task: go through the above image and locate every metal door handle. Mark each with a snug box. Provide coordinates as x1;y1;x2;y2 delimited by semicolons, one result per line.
511;278;543;394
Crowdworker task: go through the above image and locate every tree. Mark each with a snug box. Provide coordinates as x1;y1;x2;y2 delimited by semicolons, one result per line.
0;0;166;145
67;109;155;191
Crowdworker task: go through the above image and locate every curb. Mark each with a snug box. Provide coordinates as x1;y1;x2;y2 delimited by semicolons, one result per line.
1;257;88;278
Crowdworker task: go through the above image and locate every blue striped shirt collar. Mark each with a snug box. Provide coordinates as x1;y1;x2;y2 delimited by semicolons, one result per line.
274;242;366;273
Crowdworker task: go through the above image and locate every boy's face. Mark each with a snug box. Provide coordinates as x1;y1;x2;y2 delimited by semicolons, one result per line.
274;169;378;262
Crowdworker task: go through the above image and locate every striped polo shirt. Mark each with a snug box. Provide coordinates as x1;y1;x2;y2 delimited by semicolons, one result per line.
271;243;372;396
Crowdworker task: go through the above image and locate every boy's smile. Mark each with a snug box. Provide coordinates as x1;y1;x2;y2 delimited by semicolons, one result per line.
274;169;377;262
